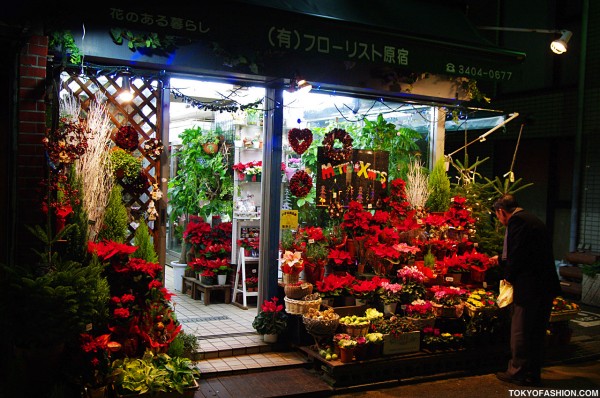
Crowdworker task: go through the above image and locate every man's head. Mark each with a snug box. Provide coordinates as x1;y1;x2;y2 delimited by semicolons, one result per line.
493;194;519;226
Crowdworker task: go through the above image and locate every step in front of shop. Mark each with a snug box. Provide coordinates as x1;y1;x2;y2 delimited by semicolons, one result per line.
193;332;274;361
195;350;311;378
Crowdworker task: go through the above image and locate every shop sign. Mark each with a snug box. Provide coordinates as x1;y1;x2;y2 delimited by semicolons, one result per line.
316;148;389;210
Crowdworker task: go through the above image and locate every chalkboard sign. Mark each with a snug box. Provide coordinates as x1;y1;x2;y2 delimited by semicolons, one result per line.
315;148;389;210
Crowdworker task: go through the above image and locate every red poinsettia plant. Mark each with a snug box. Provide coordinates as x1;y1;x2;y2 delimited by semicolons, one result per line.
78;333;121;388
341;201;372;239
349;278;381;300
444;195;475;231
315;273;356;298
327;248;354;266
238;237;260;250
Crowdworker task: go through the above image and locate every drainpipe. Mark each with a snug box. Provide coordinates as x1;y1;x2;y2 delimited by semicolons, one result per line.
258;84;284;306
569;0;589;252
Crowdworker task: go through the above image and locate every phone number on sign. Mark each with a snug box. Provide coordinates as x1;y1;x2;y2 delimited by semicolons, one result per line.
452;65;513;81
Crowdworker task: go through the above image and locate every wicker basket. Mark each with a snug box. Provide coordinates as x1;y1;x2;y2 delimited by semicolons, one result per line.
284;295;322;315
549;309;579;323
302;313;340;336
284;283;313;299
464;302;498;318
339;323;370;337
432;302;464;318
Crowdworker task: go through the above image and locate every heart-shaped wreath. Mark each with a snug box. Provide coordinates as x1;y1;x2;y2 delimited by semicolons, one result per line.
322;128;353;162
289;170;313;198
288;128;313;155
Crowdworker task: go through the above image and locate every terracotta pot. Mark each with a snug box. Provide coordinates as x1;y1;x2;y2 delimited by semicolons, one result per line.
282;273;299;285
339;347;355;363
304;264;325;285
203;142;219;154
263;334;278;343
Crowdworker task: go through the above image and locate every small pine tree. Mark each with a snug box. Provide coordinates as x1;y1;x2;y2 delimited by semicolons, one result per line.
131;218;159;263
64;165;89;263
98;184;128;242
426;157;451;212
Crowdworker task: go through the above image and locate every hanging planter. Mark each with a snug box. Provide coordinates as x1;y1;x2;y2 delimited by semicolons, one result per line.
203;142;219;154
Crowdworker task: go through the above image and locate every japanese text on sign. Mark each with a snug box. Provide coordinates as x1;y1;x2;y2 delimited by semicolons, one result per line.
268;26;409;66
280;210;298;230
109;8;210;34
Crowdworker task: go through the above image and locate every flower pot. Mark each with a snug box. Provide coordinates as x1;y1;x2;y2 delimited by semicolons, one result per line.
83;385;109;398
304;264;325;285
470;268;486;283
355;298;367;306
282;273;299;285
354;344;368;361
339;347;355;363
432;302;464;318
203;142;219;154
383;302;398;316
170;261;188;292
263;334;278;343
366;343;382;359
445;272;462;286
201;276;215;285
217;274;227;285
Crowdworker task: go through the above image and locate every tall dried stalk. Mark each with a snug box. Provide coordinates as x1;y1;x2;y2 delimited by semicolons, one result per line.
405;159;430;209
76;94;114;241
59;92;81;122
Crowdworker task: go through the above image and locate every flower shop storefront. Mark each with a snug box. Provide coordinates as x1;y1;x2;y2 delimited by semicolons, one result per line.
3;0;541;394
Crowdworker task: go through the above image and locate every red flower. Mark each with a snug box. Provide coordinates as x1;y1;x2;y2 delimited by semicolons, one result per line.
261;297;284;313
113;307;131;319
315;273;355;296
327;248;353;265
88;240;137;261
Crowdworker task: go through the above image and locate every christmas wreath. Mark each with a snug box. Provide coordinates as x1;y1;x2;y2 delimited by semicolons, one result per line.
142;138;164;158
289;170;313;198
322;128;353;162
114;125;139;152
288;128;313;155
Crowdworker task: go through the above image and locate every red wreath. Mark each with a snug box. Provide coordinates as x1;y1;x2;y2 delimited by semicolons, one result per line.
288;128;313;155
289;170;312;198
114;125;139;152
322;128;353;162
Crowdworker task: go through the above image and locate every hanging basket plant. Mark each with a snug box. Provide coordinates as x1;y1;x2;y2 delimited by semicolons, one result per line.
109;148;142;179
114;125;139;152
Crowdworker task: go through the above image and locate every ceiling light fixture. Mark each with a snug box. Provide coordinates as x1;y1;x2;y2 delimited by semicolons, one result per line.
287;76;313;94
118;70;134;102
477;26;573;54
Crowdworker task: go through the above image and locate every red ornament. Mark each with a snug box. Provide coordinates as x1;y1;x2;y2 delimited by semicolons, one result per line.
289;170;313;198
322;128;353;162
287;128;313;155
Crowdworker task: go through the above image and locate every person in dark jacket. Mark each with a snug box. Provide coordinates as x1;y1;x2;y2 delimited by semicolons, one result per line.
493;194;562;386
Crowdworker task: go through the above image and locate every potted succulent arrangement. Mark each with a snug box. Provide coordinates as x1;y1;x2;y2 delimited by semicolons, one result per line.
252;297;288;343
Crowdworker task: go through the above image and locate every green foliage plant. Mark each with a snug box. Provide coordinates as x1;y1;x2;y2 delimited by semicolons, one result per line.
426;156;451;212
64;165;89;263
582;261;600;278
110;28;177;54
97;184;129;243
168;330;200;360
49;30;82;64
131;218;159;263
110;351;198;395
356;114;422;180
109;148;141;179
168;126;233;223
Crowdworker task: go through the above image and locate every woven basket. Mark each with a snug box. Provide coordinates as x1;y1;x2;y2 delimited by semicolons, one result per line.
284;283;313;299
464;302;498;318
339;323;370;337
302;313;340;336
284;296;322;315
282;274;300;285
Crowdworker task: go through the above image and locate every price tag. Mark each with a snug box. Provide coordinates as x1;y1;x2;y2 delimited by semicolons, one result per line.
308;239;315;244
445;276;454;283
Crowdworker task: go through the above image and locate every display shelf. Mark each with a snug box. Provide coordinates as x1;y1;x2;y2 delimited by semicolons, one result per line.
232;249;259;310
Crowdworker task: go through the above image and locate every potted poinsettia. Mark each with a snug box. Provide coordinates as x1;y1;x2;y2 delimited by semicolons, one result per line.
252;297;287;343
280;250;304;285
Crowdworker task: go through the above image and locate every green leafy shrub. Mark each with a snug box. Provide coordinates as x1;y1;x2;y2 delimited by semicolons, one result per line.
426;157;451;212
97;184;128;243
131;218;158;263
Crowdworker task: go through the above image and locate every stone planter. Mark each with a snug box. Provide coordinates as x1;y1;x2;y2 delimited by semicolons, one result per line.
170;261;188;292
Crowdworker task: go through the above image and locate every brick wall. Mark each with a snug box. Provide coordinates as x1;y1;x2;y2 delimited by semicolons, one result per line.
15;35;48;263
